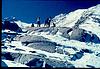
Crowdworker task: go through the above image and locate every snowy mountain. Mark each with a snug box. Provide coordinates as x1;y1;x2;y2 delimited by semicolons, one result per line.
14;20;31;29
51;4;100;41
51;4;100;28
14;20;45;29
51;9;86;27
1;4;100;68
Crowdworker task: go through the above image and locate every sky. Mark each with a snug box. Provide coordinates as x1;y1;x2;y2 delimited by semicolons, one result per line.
2;0;100;23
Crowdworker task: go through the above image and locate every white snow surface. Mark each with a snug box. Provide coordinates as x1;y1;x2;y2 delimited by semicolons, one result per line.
68;53;100;68
2;60;29;67
1;4;100;68
51;4;100;28
2;29;100;67
51;9;86;28
24;31;100;68
15;20;45;29
14;20;31;28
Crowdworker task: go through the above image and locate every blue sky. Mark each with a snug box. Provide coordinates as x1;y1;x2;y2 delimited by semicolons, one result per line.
2;0;100;23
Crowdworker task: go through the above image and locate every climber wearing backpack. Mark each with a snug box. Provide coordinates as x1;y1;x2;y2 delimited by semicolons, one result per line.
48;17;52;27
44;18;49;27
44;17;52;27
31;23;34;27
36;17;41;27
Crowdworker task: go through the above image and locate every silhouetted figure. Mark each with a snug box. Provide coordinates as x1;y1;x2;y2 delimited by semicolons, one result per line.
48;17;51;27
31;23;34;27
36;17;40;27
44;17;52;27
44;18;49;27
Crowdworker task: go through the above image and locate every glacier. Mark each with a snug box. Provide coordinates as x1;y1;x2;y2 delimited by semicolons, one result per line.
1;4;100;68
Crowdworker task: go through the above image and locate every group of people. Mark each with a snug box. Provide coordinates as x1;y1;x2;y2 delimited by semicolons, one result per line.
31;17;56;27
3;16;56;28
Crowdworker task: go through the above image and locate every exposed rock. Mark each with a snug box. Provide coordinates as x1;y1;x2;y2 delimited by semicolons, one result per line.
2;46;8;49
50;27;59;35
70;51;84;61
29;51;36;53
26;27;71;38
70;27;100;43
26;58;43;67
56;48;63;54
15;35;57;53
15;35;50;43
70;28;85;41
45;59;67;68
66;63;75;68
15;48;25;51
27;41;56;53
82;32;100;43
1;61;8;67
59;27;70;32
81;49;93;53
91;34;100;43
45;63;53;68
86;65;95;68
96;53;100;57
2;21;22;32
10;53;40;64
2;52;14;61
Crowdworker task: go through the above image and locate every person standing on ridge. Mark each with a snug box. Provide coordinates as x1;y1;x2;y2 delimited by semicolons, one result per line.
48;17;52;27
36;17;41;27
44;18;49;27
31;23;34;27
31;20;34;27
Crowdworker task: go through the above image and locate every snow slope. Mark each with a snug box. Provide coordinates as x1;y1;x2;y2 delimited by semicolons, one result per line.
51;9;86;27
1;4;100;68
14;20;45;29
51;4;100;39
14;20;31;28
2;32;100;68
2;60;28;67
79;4;100;38
51;4;100;28
22;28;100;68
